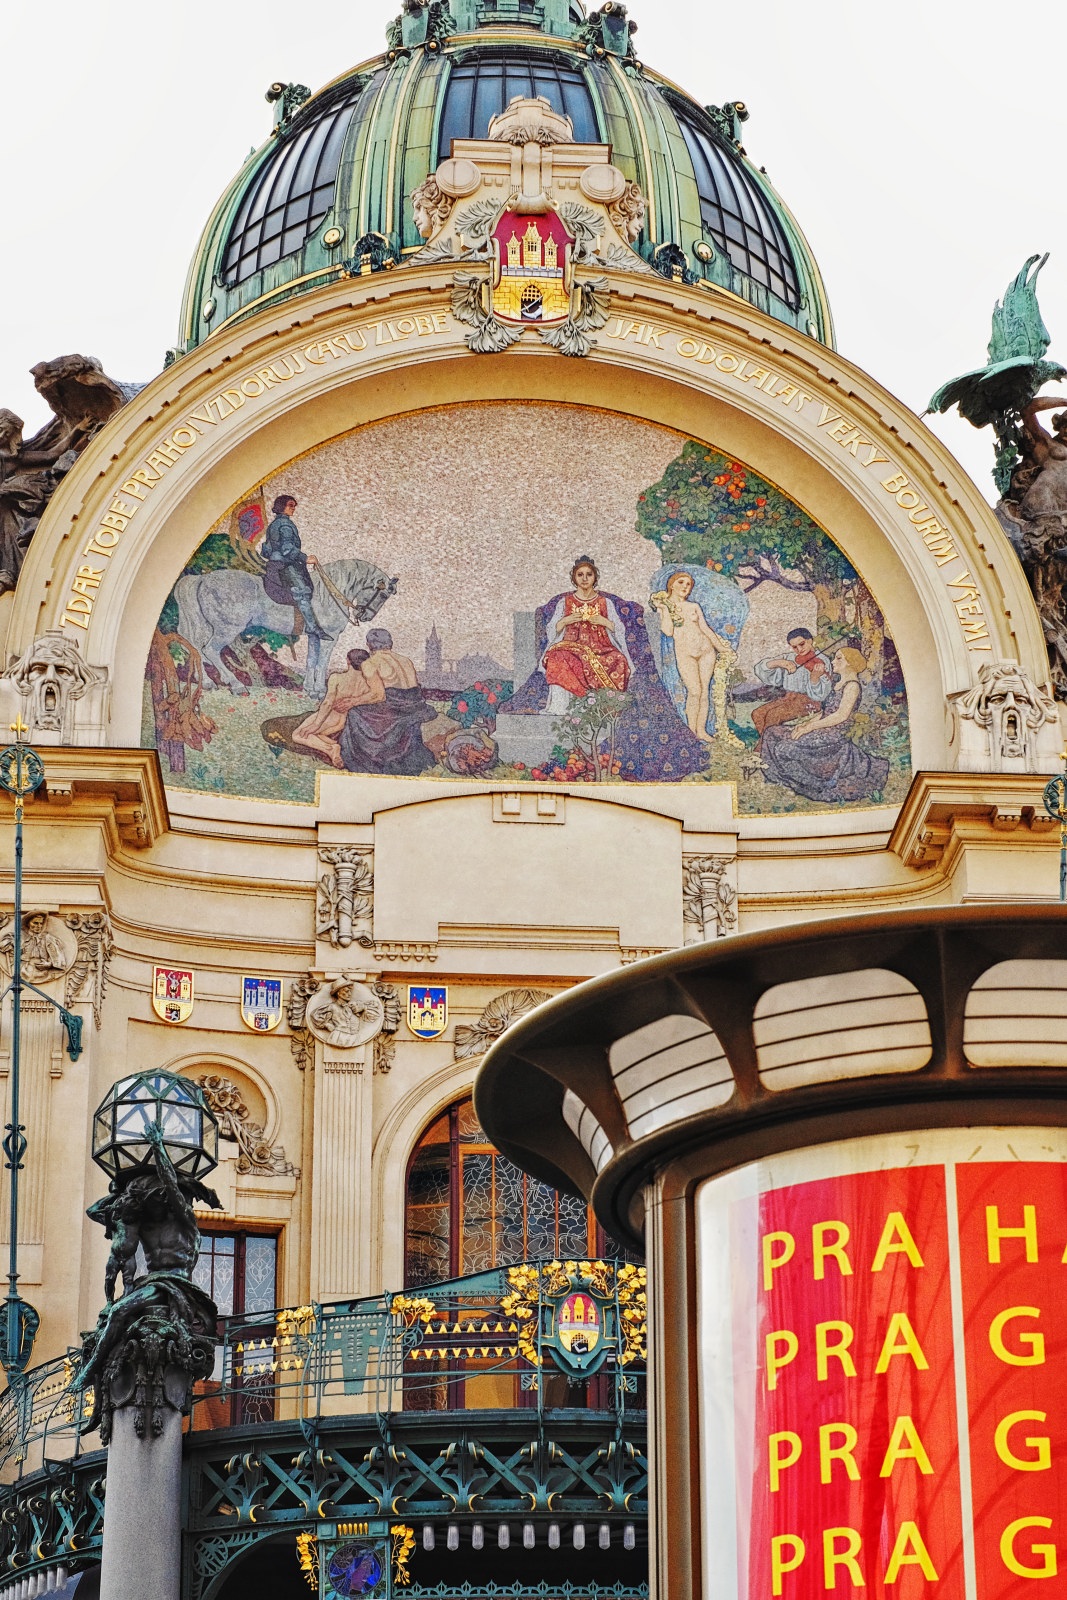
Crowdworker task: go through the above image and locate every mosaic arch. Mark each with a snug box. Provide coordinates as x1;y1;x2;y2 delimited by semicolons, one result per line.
142;403;910;814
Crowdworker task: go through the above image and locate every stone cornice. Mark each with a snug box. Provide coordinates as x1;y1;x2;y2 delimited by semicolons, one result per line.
27;747;170;851
888;769;1058;870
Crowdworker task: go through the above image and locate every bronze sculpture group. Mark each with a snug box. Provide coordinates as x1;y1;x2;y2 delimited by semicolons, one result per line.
930;254;1067;694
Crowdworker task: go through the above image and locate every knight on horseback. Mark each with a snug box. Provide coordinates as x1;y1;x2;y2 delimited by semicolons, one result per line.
261;495;330;641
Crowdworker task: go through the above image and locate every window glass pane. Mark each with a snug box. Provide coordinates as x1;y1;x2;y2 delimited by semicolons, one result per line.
406;1147;451;1286
676;110;800;309
558;1188;591;1259
221;77;378;287
194;1234;236;1316
405;1096;627;1288
460;1151;497;1274
438;54;598;159
243;1235;278;1317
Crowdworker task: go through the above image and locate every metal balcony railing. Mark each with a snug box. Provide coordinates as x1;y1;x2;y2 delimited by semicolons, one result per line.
0;1260;647;1478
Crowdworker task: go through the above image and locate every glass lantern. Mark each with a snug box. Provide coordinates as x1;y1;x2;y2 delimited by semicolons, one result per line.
91;1070;219;1182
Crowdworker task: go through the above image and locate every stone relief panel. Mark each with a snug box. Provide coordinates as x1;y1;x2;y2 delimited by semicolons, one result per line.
141;404;910;815
288;976;396;1071
0;913;78;986
64;911;113;1026
682;856;738;944
196;1074;299;1178
305;979;384;1051
316;847;373;949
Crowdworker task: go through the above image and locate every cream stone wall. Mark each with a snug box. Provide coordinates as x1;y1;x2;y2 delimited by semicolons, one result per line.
0;263;1061;1370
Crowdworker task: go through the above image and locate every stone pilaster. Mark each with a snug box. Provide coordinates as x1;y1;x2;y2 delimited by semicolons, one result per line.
309;1041;374;1302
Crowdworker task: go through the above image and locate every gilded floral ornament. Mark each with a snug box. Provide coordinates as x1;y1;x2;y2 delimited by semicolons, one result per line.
502;1260;646;1373
390;1294;437;1330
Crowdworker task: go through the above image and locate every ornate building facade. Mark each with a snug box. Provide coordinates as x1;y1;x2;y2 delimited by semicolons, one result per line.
0;3;1062;1598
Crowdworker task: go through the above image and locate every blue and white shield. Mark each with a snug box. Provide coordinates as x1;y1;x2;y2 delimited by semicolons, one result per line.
241;976;282;1032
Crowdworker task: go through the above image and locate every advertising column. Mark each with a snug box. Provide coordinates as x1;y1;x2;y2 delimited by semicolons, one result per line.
697;1129;1067;1598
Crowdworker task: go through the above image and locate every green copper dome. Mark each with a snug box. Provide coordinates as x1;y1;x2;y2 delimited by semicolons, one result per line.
177;1;832;353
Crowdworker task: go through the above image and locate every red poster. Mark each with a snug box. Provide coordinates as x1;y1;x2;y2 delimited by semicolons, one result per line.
956;1163;1067;1598
740;1165;965;1598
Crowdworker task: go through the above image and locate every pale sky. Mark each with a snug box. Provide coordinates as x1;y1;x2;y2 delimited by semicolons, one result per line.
6;0;1067;503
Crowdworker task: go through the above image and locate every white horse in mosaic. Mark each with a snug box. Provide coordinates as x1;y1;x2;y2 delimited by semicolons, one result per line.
174;559;398;699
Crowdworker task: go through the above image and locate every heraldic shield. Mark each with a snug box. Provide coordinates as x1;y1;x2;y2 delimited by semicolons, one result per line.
491;208;574;326
241;975;282;1032
152;965;194;1024
408;985;448;1039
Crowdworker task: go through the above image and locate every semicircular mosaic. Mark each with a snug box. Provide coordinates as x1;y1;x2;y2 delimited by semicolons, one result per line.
142;402;910;813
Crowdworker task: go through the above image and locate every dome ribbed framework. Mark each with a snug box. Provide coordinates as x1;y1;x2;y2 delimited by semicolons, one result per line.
178;6;831;352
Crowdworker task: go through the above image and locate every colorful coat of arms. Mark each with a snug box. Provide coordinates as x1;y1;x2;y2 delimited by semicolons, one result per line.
490;209;573;327
408;985;448;1040
152;965;194;1025
503;1260;647;1379
240;976;282;1032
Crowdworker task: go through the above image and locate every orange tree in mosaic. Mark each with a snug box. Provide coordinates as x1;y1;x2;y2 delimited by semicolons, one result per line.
636;442;858;635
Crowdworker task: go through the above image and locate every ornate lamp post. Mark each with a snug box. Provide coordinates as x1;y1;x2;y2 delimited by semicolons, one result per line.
1042;746;1067;901
80;1069;221;1600
0;719;82;1377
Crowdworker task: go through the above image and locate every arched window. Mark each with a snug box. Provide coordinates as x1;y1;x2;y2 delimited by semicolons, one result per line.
673;105;801;310
220;78;378;287
438;51;599;155
406;1096;619;1286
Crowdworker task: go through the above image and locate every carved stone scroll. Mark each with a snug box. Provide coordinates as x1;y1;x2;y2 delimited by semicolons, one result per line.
196;1075;299;1178
453;989;552;1061
682;855;738;944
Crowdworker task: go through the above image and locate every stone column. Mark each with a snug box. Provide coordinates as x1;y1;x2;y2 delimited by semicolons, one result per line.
99;1409;183;1600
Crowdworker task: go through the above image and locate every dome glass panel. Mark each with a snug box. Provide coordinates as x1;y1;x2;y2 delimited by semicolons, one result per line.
221;81;373;288
438;52;599;156
675;108;800;310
